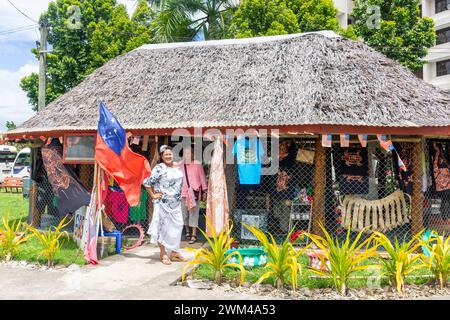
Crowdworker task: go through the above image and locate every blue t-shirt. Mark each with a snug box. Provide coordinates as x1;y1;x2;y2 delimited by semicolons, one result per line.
232;137;264;184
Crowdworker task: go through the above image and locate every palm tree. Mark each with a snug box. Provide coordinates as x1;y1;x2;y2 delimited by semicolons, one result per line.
150;0;239;42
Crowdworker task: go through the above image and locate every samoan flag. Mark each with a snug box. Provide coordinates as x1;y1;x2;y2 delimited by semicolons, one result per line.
321;134;332;148
340;134;350;147
396;151;407;172
95;101;151;207
377;134;395;152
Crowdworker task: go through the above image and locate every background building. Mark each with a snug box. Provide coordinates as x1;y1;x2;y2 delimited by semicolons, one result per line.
333;0;449;89
422;0;450;89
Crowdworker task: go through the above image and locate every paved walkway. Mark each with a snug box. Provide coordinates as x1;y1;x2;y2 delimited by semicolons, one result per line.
0;242;263;300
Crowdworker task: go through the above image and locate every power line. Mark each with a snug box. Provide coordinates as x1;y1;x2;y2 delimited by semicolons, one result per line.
0;25;37;36
6;0;38;23
0;24;36;34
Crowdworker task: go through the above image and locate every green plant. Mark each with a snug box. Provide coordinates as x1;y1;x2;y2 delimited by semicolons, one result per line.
305;225;378;296
182;220;245;285
25;215;72;267
373;230;426;294
244;224;307;290
0;212;32;261
422;232;450;289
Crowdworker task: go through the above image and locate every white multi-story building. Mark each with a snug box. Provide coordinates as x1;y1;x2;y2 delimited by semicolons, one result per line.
422;0;450;89
332;0;450;90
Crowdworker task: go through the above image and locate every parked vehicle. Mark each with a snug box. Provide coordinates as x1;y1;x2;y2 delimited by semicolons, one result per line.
11;148;31;178
0;145;17;183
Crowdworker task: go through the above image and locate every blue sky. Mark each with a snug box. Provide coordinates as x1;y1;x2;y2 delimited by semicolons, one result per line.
0;0;137;132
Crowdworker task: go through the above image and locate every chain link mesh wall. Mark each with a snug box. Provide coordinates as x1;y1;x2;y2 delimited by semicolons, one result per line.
25;136;450;252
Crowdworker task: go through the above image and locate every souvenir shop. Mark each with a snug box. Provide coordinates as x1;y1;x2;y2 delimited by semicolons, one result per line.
2;32;450;247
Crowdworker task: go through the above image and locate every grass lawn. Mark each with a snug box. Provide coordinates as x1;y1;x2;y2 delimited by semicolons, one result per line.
191;255;435;289
0;192;87;266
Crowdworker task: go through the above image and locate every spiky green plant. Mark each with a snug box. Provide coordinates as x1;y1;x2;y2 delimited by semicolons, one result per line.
182;220;245;285
0;212;32;261
422;231;450;289
243;224;308;290
25;215;72;267
373;230;426;294
305;225;379;296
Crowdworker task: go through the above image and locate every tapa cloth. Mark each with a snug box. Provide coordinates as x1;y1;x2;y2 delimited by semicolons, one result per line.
206;137;229;236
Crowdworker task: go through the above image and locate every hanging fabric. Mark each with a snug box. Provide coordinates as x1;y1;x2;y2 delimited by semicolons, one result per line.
41;138;90;216
392;142;413;195
206;136;229;236
429;140;450;194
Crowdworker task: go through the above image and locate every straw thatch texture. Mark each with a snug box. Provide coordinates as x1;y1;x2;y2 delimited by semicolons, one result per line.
10;31;450;134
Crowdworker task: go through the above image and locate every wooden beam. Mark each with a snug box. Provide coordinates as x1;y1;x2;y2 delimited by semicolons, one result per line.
312;138;326;236
142;135;149;152
411;139;425;236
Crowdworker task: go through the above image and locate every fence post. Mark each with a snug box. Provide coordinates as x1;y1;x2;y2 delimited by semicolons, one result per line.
411;139;424;236
312;138;326;236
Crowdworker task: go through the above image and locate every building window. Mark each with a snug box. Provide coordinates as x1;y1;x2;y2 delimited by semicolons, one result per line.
437;59;450;76
414;67;423;79
437;27;450;44
436;0;450;13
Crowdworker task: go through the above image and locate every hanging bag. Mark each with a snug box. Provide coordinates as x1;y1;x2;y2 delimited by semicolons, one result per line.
183;162;199;212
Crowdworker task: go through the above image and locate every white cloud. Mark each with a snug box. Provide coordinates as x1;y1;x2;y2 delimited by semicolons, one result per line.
0;0;51;43
0;62;37;132
0;0;138;132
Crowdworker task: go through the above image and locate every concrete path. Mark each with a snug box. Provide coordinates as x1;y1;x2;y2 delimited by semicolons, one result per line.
0;241;264;300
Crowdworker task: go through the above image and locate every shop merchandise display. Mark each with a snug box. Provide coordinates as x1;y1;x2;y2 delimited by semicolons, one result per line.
337;146;369;195
232;136;264;185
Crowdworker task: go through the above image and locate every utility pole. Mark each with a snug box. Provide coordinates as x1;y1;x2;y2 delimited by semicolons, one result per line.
38;22;48;112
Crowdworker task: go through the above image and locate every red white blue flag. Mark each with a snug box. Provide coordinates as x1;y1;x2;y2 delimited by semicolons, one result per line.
377;134;394;152
358;134;368;148
321;134;332;148
95;102;151;207
340;134;350;147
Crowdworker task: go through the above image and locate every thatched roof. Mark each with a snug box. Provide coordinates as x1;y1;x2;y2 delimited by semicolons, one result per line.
8;31;450;136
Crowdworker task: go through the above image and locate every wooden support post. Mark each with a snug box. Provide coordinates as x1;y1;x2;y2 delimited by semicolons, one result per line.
142;135;149;152
411;139;425;236
312;138;326;236
30;180;41;228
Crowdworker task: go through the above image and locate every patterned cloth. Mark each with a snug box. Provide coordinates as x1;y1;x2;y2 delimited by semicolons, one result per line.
143;163;184;253
206;137;229;236
429;140;450;194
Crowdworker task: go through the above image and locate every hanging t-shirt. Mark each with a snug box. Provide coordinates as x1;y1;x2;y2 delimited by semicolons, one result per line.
338;146;369;195
232;137;264;185
129;188;149;222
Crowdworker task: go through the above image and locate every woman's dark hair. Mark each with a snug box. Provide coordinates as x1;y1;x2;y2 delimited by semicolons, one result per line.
158;145;173;163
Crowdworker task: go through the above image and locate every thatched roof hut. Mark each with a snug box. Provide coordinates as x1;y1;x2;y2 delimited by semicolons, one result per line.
4;31;450;138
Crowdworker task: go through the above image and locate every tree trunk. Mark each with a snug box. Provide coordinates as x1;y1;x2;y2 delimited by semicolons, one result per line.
276;278;284;289
214;270;222;285
340;283;347;296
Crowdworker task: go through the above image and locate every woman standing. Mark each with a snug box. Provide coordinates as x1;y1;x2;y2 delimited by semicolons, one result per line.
144;145;186;265
180;146;207;244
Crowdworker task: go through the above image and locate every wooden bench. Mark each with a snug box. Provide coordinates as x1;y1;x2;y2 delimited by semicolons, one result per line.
0;177;23;193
